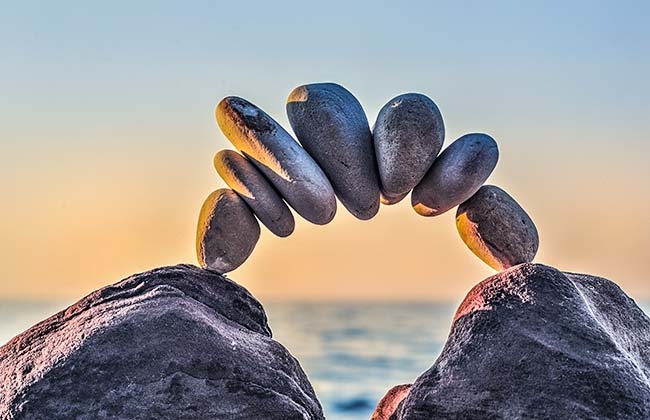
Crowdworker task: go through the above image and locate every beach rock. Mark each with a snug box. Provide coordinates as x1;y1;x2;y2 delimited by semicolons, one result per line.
286;82;380;220
214;150;295;237
456;185;539;270
374;93;445;198
216;96;336;225
196;189;260;273
371;384;412;420
380;190;409;206
388;264;650;420
411;133;498;216
0;265;325;420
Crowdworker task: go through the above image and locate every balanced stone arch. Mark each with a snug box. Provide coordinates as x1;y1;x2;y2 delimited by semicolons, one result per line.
198;83;540;274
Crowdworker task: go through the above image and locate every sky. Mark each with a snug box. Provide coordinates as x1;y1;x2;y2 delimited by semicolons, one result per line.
1;1;649;302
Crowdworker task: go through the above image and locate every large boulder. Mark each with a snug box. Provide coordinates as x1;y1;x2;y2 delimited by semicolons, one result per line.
0;265;324;420
383;264;650;420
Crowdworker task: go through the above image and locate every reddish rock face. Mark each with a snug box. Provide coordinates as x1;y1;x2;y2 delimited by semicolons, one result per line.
371;384;412;420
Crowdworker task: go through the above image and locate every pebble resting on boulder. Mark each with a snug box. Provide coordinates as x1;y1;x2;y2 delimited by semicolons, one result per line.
411;133;499;217
0;265;325;420
377;264;650;419
456;185;539;270
216;96;336;225
287;83;380;220
196;189;260;273
373;93;445;204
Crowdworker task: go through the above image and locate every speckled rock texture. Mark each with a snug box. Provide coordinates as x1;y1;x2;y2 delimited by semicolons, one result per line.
214;150;295;237
196;188;260;273
412;133;498;217
456;185;539;270
216;96;336;225
388;264;650;420
287;83;380;220
0;265;324;420
374;93;445;202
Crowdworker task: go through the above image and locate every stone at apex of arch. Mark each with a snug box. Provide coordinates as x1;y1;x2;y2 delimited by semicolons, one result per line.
214;150;294;238
196;189;260;273
286;82;381;220
456;185;539;271
411;132;499;217
374;93;445;199
216;96;336;225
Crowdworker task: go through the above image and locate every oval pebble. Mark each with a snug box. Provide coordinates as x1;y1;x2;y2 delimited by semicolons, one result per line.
456;185;539;271
286;82;380;220
214;150;295;237
374;93;445;198
196;189;260;273
216;96;336;225
412;133;498;217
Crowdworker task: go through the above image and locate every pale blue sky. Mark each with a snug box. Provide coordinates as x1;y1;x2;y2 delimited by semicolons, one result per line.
1;1;649;300
3;1;648;133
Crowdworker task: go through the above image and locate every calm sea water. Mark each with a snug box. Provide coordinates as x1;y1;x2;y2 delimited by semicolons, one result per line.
2;300;649;420
264;301;456;420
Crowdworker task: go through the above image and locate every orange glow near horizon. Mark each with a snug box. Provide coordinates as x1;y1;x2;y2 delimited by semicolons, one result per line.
3;141;648;304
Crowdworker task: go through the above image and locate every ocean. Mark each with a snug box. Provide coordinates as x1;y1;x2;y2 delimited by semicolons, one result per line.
264;301;456;420
1;300;649;420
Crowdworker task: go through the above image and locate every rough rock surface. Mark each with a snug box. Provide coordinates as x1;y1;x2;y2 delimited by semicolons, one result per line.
216;96;336;225
456;185;539;270
196;188;260;273
388;264;650;420
286;82;380;220
373;93;445;199
411;133;498;217
214;150;295;237
0;265;324;420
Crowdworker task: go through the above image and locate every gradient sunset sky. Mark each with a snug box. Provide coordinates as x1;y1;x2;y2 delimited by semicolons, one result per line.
2;1;649;302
